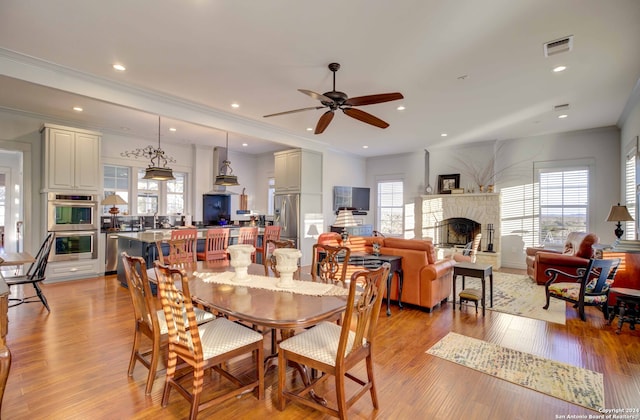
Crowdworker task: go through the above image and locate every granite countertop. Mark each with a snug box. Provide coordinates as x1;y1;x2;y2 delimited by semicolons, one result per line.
117;227;265;243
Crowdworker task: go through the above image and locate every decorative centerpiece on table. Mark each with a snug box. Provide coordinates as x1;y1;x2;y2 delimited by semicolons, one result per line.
274;248;302;288
227;244;255;282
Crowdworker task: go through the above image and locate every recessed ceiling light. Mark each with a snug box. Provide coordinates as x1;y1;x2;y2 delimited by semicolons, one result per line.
441;133;448;137
112;64;126;71
362;145;369;149
72;106;83;112
553;65;567;72
169;127;177;132
231;103;240;108
242;143;248;147
306;127;313;131
558;114;568;119
397;105;405;111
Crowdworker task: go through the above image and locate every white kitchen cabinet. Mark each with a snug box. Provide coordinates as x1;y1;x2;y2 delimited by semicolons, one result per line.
41;124;101;192
274;149;322;194
45;259;101;282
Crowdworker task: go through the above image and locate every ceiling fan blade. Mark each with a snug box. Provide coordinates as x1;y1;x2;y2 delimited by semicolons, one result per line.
298;89;334;103
344;92;404;107
315;110;335;134
263;106;325;118
343;108;390;129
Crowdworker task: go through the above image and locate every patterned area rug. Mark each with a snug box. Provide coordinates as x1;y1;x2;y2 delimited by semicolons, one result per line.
426;332;604;411
454;271;566;324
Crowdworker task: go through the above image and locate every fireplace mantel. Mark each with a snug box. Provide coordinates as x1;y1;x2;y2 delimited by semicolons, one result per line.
416;193;501;268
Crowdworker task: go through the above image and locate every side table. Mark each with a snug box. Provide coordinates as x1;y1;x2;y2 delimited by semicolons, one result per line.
452;262;493;316
349;252;404;316
608;287;640;334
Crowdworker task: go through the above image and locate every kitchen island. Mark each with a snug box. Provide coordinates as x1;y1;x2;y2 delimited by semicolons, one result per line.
116;227;265;288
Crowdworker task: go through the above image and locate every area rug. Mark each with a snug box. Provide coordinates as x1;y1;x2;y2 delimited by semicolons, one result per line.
426;332;604;411
454;271;566;324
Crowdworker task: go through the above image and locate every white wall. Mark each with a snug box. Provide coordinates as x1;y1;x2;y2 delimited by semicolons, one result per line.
322;150;367;231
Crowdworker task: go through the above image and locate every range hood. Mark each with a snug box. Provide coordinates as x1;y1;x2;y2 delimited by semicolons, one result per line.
206;147;239;195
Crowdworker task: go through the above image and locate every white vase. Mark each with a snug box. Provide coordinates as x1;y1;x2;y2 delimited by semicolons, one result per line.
274;248;302;288
227;244;255;282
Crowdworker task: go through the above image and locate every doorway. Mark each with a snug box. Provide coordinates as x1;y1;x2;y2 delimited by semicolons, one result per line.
0;150;24;253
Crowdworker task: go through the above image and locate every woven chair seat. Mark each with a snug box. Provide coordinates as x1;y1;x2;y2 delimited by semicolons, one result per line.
278;321;356;366
459;288;482;301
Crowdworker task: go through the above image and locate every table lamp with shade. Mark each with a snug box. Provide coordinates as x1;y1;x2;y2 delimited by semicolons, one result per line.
606;202;634;240
333;209;358;243
101;194;127;231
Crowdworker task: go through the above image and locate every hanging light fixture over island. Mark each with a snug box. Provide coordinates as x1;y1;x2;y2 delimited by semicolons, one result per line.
121;116;175;181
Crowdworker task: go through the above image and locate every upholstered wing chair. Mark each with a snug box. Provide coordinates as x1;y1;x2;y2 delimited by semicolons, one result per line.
525;232;599;285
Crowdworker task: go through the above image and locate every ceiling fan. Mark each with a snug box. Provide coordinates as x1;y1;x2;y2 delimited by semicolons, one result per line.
263;62;404;134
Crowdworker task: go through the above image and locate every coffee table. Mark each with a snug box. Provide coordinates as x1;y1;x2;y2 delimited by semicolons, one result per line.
452;262;493;316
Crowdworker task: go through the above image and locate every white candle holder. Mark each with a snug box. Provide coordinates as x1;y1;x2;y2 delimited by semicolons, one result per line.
227;244;255;282
274;248;302;288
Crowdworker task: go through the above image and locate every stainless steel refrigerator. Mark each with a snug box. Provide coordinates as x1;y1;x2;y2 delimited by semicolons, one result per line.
274;193;299;247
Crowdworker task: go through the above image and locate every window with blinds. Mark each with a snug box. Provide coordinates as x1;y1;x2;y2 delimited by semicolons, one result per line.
536;166;589;245
377;180;403;236
625;147;636;240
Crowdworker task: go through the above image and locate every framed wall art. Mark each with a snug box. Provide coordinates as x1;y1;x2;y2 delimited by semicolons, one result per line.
438;174;460;194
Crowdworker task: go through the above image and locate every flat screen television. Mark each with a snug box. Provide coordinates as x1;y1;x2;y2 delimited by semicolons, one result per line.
333;186;370;212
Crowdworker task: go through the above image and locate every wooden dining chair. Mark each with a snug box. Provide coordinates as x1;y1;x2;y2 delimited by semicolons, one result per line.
255;225;281;265
277;263;390;418
263;238;296;276
310;243;351;286
154;261;264;420
238;227;259;262
5;232;55;312
121;253;214;395
196;228;229;262
171;228;198;257
156;238;195;265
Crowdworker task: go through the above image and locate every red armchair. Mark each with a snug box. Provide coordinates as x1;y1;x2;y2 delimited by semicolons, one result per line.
525;232;599;285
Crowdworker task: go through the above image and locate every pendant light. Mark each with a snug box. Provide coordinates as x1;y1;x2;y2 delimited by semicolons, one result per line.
214;132;240;186
121;116;175;181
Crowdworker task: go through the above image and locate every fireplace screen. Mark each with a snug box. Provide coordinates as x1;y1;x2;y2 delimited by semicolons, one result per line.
435;218;481;247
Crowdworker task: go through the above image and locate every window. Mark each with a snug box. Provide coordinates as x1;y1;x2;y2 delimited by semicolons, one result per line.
535;162;590;245
137;169;159;214
377;180;403;236
625;146;637;240
103;165;129;214
166;172;186;215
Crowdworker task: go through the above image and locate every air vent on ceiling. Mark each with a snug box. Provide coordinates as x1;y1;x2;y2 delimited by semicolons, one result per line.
553;103;570;111
544;35;573;57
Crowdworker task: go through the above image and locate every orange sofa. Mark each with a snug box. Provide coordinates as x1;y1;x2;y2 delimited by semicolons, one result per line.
525;231;599;285
316;233;455;312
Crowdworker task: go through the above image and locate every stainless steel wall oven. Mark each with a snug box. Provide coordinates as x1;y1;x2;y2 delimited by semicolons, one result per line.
47;192;99;261
47;192;99;231
50;230;98;262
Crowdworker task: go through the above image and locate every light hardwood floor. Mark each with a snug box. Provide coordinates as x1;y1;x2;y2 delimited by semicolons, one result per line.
3;272;639;419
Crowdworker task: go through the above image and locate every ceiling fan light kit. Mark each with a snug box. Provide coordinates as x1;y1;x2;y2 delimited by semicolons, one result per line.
264;62;403;134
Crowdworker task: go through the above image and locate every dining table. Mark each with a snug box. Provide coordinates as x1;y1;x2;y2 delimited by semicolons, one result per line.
0;251;35;276
146;260;349;404
146;260;348;331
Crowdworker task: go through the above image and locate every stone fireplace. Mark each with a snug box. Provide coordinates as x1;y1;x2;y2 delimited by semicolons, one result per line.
416;193;501;268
